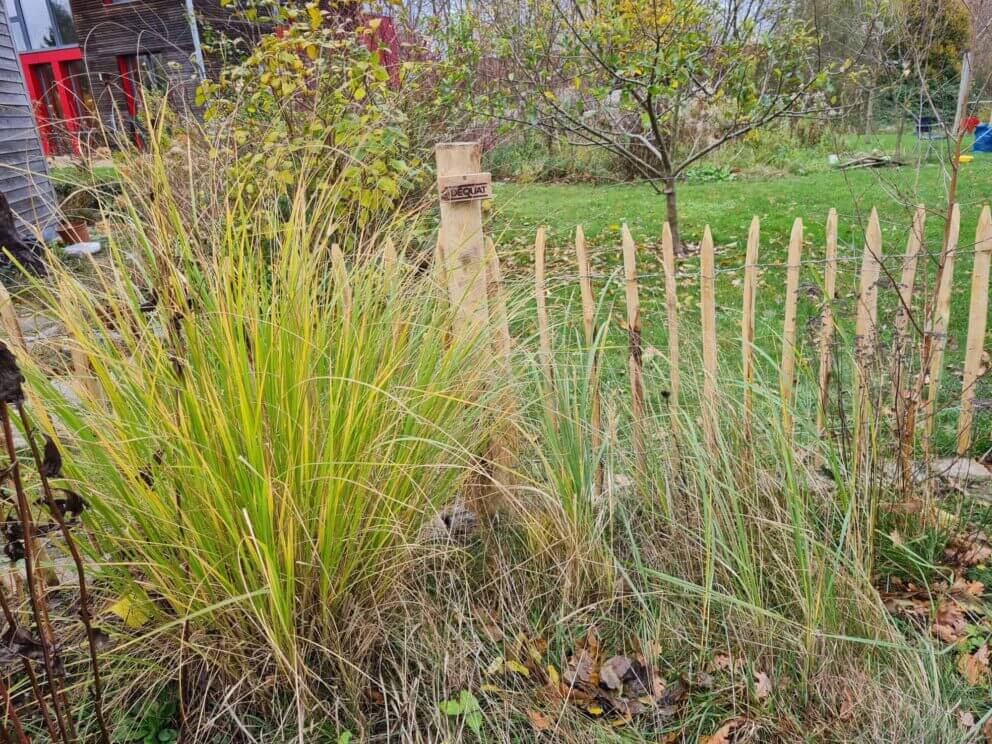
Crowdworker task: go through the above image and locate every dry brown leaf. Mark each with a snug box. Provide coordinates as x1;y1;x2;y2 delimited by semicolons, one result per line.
600;655;632;691
946;532;992;566
711;652;743;672
753;670;772;701
887;498;926;515
838;691;855;720
933;601;968;643
951;577;985;597
705;717;747;744
982;716;992;743
564;648;595;688
958;709;976;729
527;709;552;731
958;644;990;685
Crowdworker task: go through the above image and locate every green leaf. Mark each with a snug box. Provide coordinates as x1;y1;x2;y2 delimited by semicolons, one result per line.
464;711;483;734
438;699;464;716
458;690;480;712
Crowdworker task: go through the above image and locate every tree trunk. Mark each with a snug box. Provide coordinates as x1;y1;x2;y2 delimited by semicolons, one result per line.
894;111;906;158
864;88;874;136
663;176;683;254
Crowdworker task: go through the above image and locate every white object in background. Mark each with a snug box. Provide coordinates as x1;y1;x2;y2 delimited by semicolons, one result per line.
63;241;101;256
827;154;840;166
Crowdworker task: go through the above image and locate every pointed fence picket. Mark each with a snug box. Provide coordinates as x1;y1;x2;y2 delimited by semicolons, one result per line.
815;209;838;439
957;207;992;456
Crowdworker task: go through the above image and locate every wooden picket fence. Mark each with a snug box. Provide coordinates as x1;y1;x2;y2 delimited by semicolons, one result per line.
529;205;991;471
428;144;991;489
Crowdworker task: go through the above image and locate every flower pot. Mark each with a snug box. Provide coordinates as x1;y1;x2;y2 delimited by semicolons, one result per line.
57;221;91;245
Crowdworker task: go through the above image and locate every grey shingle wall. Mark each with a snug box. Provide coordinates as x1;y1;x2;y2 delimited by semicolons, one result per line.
0;4;56;240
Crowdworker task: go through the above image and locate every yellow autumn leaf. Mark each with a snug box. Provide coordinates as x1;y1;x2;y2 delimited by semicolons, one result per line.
547;665;560;687
587;704;604;716
108;594;152;629
305;44;318;60
307;5;322;29
505;660;531;677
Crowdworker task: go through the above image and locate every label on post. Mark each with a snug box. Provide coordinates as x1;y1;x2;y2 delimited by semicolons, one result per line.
438;173;492;203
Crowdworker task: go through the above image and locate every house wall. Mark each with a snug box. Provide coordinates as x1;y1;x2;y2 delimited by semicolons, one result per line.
0;0;56;238
69;0;200;136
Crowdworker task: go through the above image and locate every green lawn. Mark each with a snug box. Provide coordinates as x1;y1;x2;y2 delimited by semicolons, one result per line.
488;136;992;457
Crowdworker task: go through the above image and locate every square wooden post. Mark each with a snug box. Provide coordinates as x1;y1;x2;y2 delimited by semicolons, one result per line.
435;143;491;335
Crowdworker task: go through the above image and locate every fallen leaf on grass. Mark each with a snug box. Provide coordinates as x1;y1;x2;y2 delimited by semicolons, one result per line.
705;717;747;744
486;656;531;678
958;709;976;729
527;709;552;731
600;655;632;690
933;601;968;643
838;691;855;720
958;644;990;685
507;660;531;676
710;652;744;672
946;532;992;567
950;577;985;598
753;670;772;701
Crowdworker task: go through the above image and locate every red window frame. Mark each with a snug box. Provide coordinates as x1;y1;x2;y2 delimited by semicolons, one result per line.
18;46;85;156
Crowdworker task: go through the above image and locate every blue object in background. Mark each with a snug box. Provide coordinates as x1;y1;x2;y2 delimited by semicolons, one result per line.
975;124;992;153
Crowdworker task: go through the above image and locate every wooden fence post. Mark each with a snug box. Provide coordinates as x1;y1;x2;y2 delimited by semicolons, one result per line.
435;143;491;336
923;204;961;457
534;226;555;425
661;222;680;409
816;209;838;439
622;225;646;471
741;216;759;435
956;205;992;456
700;226;718;452
575;225;602;490
780;218;804;437
854;209;883;467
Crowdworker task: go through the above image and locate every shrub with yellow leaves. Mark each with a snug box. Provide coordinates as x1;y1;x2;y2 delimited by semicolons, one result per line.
195;2;428;238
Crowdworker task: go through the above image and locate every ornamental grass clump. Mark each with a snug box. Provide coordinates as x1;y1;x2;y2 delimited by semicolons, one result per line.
24;137;502;715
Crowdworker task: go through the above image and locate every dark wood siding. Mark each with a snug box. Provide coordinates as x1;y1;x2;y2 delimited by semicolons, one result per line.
0;4;56;238
70;0;200;134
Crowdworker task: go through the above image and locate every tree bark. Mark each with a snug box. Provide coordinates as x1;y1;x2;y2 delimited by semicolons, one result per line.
864;87;874;136
663;176;683;255
895;111;906;158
